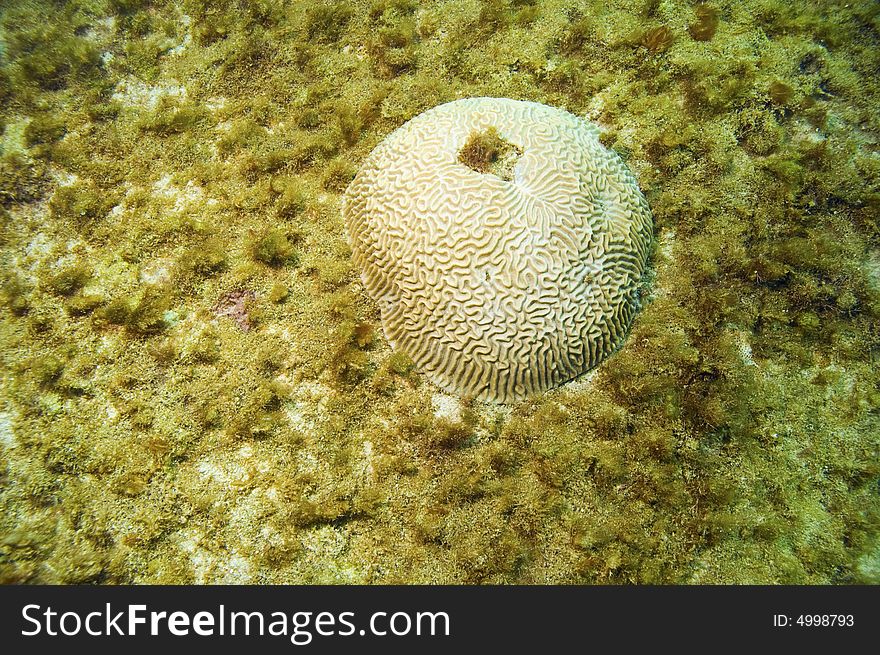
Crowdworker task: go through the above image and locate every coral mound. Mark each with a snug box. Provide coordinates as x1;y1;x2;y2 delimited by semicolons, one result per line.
343;97;653;402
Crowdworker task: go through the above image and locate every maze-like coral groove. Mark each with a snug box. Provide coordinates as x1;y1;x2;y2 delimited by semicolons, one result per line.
344;98;653;402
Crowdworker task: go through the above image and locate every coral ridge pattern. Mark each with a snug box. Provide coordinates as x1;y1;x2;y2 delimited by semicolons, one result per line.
344;97;654;402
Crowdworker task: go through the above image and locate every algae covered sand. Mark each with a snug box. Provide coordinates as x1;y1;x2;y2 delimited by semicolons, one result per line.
0;0;878;584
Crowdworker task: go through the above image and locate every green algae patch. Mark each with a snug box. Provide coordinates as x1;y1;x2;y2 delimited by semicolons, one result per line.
0;0;878;585
457;126;522;180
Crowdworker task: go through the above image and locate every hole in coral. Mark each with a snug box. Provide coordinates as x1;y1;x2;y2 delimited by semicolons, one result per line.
457;127;522;181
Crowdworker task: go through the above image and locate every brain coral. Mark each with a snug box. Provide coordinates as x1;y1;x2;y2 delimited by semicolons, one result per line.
343;97;653;403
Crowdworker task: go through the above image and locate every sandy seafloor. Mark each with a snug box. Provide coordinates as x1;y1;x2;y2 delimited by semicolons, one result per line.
0;0;877;584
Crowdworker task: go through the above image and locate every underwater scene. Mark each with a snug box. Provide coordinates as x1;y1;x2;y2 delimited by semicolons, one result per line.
0;0;878;584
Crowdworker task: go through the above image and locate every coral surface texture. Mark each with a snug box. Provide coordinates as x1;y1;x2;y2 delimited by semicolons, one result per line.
344;97;653;402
